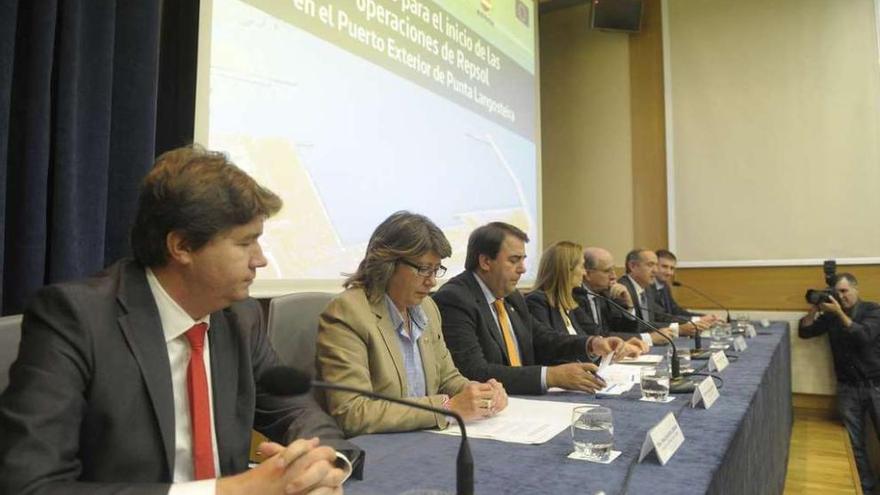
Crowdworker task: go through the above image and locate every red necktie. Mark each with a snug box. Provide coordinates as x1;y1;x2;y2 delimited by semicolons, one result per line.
185;323;215;480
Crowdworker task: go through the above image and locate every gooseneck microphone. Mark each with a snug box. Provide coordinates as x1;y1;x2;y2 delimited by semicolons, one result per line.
643;306;708;355
586;289;699;393
585;290;678;375
260;366;474;495
672;281;731;323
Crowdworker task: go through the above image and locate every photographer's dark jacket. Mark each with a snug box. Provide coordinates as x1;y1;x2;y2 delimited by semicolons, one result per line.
799;300;880;383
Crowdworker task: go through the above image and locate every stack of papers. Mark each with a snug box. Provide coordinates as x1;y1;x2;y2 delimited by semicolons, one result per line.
432;397;596;444
548;354;641;396
617;354;663;364
595;353;640;395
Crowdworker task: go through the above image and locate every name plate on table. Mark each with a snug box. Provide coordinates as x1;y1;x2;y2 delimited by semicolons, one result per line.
691;376;720;409
638;412;685;465
745;325;757;338
733;335;748;352
707;351;729;372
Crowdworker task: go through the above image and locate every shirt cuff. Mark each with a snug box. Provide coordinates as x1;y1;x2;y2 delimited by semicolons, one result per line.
168;479;216;495
540;366;548;392
669;322;680;338
640;333;653;347
585;336;599;360
335;452;353;483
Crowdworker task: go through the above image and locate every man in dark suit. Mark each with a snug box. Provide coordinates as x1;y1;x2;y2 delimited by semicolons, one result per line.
433;222;625;395
618;248;687;343
573;247;646;351
0;147;360;495
654;249;699;317
654;249;718;329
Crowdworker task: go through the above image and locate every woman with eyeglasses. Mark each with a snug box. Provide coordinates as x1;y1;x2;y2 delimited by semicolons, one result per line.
526;241;643;358
317;211;508;436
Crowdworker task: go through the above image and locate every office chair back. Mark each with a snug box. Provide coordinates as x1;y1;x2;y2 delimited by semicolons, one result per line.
267;292;335;376
0;314;23;394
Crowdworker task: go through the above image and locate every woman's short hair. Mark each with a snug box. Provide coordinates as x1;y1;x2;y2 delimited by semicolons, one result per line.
533;241;584;311
344;211;451;303
131;145;282;267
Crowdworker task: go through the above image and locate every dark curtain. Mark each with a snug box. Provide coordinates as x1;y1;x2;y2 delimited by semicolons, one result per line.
0;0;198;315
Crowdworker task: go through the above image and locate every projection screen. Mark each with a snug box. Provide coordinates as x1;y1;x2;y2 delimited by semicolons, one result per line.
195;0;541;295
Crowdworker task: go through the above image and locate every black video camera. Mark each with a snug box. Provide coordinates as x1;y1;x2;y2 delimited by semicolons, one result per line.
805;288;834;305
804;260;837;305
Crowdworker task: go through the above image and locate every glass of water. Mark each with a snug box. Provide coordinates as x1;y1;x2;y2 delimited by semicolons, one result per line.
571;406;614;461
710;323;733;350
735;314;755;335
640;366;670;401
676;348;692;372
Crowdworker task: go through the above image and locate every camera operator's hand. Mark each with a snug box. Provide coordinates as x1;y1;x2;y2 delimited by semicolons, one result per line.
819;297;843;316
819;297;852;327
800;305;821;326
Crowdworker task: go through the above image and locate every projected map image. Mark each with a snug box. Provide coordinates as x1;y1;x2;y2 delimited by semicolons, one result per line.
198;0;539;289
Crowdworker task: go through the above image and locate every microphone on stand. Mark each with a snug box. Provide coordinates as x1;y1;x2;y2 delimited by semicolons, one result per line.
672;280;731;323
585;289;699;393
643;306;711;358
260;366;474;495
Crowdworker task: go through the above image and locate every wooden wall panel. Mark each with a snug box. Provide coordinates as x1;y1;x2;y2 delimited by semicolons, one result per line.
629;0;667;249
673;265;880;311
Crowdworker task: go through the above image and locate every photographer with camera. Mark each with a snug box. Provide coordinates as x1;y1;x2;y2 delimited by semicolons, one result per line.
799;272;880;494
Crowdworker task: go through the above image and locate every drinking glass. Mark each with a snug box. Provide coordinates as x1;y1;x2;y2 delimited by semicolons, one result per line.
640;366;670;401
571;406;614;461
735;314;755;336
676;348;692;371
710;323;733;350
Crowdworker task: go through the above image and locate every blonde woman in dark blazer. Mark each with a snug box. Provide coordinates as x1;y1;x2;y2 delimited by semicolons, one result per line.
526;241;643;358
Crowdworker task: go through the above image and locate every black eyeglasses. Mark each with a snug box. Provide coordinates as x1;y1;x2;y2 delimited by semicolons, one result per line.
399;259;447;278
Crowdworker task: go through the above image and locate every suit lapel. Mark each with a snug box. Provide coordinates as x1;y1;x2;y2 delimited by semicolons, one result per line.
576;288;599;325
591;298;603;328
660;286;673;313
645;286;656;312
416;302;438;393
464;273;509;361
370;299;408;393
624;277;645;316
851;301;864;322
621;276;651;320
209;309;239;474
116;263;175;477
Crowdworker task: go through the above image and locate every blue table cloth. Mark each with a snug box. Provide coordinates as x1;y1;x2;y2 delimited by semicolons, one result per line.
347;322;792;494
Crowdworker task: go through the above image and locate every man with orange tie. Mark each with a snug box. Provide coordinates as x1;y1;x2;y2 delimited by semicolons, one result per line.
0;146;360;495
433;222;620;395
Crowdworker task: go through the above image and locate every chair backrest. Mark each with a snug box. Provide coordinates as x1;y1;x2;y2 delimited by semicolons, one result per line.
267;292;335;376
0;314;24;394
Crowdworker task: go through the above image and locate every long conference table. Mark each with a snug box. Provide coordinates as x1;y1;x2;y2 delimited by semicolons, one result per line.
346;322;792;494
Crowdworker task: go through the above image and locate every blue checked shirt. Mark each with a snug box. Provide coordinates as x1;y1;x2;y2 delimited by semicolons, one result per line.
384;294;428;398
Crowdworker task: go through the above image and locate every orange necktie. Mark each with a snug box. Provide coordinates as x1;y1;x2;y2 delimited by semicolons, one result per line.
185;323;216;480
493;299;522;367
